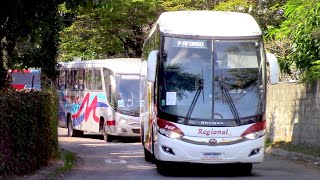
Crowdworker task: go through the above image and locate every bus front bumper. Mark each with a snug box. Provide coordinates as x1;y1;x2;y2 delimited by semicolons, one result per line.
107;123;140;137
154;133;265;164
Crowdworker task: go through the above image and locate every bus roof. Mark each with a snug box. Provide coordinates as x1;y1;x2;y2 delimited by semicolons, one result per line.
155;11;262;37
59;58;142;74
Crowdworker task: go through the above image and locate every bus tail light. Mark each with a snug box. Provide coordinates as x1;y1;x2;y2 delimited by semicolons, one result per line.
106;120;116;126
241;121;266;140
157;118;184;139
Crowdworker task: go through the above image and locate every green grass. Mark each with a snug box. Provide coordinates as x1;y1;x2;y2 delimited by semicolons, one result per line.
56;149;76;173
266;140;320;158
47;149;76;178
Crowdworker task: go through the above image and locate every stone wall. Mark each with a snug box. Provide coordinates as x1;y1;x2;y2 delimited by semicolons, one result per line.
266;80;320;147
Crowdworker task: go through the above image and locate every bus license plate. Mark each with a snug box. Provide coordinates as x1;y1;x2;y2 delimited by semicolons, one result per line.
202;153;221;160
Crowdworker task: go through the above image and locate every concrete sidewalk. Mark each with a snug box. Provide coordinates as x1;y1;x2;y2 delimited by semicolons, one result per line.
266;147;320;166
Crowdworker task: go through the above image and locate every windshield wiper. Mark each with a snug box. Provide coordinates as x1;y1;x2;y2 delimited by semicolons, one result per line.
184;79;204;125
219;80;240;125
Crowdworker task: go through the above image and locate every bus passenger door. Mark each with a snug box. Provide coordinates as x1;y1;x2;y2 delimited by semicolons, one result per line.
69;69;85;131
104;72;117;134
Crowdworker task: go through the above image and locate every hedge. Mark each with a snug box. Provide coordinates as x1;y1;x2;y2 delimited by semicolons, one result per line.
0;89;58;176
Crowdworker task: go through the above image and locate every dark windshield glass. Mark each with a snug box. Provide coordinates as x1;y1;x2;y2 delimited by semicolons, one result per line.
116;74;140;116
159;37;265;123
160;37;213;119
213;40;261;119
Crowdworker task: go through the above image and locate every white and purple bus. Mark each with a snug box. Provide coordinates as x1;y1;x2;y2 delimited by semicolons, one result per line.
57;58;143;142
140;11;279;175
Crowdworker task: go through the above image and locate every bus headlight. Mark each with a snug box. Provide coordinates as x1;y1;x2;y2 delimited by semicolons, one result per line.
241;121;266;140
120;119;127;124
158;127;184;139
244;129;266;140
157;118;184;139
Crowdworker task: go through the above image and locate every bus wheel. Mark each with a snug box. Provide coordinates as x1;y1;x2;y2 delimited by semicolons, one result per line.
144;147;154;162
67;116;83;137
156;161;171;176
67;118;74;137
103;133;113;142
76;130;84;137
237;163;252;176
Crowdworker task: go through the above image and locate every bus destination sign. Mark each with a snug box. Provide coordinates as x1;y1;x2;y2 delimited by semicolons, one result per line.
173;39;208;49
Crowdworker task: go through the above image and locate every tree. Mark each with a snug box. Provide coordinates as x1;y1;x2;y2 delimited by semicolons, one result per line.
0;0;66;89
160;0;222;11
59;0;160;61
266;0;320;82
59;0;229;62
0;0;98;89
289;1;320;82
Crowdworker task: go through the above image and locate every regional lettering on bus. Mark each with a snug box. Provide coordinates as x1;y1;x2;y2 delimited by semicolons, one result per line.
140;11;280;175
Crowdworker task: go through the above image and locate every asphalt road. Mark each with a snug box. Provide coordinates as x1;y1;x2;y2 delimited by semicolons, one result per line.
58;128;320;180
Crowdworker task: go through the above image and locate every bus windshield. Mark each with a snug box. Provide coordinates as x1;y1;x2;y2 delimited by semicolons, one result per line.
160;37;265;125
115;74;141;117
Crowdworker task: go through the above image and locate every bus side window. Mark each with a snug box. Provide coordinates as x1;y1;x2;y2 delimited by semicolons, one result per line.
58;71;66;90
66;70;73;89
85;70;92;90
92;68;102;90
75;69;84;90
103;69;110;94
71;70;77;90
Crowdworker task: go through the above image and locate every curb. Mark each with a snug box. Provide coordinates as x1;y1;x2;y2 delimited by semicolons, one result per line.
265;147;320;166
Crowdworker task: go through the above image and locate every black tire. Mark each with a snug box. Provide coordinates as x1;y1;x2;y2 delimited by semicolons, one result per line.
67;118;74;137
156;161;171;176
144;147;154;162
67;116;83;137
237;163;252;176
76;130;84;136
103;133;113;142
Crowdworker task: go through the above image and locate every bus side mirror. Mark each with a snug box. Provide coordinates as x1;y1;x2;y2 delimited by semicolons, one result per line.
147;50;158;82
266;53;280;85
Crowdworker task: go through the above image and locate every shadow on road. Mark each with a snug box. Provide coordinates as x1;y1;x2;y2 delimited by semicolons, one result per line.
59;133;141;144
156;163;258;178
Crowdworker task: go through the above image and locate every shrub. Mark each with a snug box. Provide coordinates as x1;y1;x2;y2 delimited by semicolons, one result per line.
0;89;58;176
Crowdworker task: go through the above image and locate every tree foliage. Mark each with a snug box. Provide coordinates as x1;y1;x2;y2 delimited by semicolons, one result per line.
0;0;65;89
160;0;222;11
59;0;160;61
266;0;320;82
0;0;99;89
59;0;230;61
290;1;320;82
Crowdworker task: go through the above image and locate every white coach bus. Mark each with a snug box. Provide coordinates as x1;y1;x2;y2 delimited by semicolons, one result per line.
141;11;279;175
57;58;142;142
